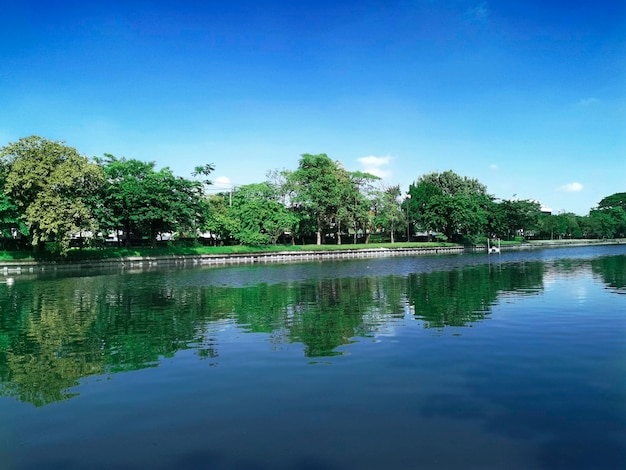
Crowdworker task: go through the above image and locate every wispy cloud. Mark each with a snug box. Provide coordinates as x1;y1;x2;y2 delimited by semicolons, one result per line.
558;182;584;193
577;97;599;107
489;164;498;170
465;2;490;23
357;155;392;179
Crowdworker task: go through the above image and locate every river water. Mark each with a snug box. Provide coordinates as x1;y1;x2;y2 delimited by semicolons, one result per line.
1;245;625;469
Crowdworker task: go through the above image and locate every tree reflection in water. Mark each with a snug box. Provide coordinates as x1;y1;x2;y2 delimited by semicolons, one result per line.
0;254;623;406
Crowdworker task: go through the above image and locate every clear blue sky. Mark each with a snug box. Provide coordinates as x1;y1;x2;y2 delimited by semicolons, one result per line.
1;0;624;214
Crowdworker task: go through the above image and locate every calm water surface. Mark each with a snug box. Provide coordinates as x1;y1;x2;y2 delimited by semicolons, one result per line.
0;245;625;469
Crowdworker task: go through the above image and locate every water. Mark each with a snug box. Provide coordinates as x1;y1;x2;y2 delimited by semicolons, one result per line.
0;245;625;469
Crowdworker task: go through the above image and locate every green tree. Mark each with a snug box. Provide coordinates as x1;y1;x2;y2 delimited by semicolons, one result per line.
589;192;626;238
586;207;626;238
496;199;541;240
0;136;104;253
0;174;27;245
556;212;583;239
348;171;381;244
407;170;490;241
598;192;626;212
95;155;206;247
537;214;559;240
289;154;343;245
230;182;298;245
376;185;404;243
203;192;237;245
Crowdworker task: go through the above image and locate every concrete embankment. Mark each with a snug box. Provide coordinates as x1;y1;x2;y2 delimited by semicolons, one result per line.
0;239;623;275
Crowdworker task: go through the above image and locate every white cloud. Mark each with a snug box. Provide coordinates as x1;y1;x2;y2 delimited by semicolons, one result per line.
577;97;599;107
213;176;232;187
357;155;392;179
558;182;584;193
489;164;498;170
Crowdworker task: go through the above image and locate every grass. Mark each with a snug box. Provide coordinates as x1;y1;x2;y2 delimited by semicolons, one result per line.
0;241;458;263
2;238;622;263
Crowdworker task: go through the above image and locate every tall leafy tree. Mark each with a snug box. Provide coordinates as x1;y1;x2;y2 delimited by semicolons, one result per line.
0;136;103;253
495;199;541;240
230;182;298;245
289;154;342;245
376;185;403;243
598;192;626;212
587;207;626;238
0;170;27;244
203;192;237;245
537;213;559;240
407;170;490;241
591;192;626;238
347;171;381;244
95;155;206;247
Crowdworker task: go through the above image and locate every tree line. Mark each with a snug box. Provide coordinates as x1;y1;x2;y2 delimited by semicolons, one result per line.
0;136;624;254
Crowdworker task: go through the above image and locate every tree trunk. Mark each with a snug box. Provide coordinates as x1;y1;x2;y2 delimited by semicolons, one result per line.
337;221;341;245
150;225;157;249
124;220;131;248
390;222;395;243
316;215;322;245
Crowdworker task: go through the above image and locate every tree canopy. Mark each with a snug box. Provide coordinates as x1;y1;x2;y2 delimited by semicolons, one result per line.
407;170;491;241
0;136;104;252
94;155;207;247
0;135;624;253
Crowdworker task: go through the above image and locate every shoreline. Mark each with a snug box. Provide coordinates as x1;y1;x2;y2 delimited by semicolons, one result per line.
1;239;623;275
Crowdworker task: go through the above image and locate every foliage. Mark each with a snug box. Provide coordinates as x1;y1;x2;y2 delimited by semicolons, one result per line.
289;154;343;245
0;136;104;253
598;192;626;212
586;207;626;238
229;182;299;245
0;136;623;251
489;199;541;240
407;170;491;241
203;192;237;245
94;155;207;247
376;185;404;243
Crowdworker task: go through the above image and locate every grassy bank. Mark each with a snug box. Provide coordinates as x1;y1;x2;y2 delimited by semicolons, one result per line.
0;241;458;263
2;238;623;264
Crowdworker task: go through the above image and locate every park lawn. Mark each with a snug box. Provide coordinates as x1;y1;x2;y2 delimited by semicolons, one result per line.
0;241;458;262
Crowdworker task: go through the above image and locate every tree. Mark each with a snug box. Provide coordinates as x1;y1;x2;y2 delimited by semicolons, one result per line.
289;154;343;245
586;207;626;238
347;171;380;244
95;155;206;247
496;199;541;240
376;185;403;243
203;192;237;245
407;170;490;241
230;182;298;245
589;192;626;239
537;213;559;240
0;136;104;253
556;212;582;239
598;192;626;212
0;170;27;245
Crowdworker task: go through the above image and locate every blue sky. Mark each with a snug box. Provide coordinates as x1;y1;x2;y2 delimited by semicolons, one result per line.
1;0;624;215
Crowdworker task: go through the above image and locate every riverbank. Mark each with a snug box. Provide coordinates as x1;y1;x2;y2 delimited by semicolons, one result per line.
1;238;624;274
